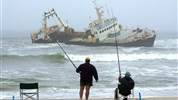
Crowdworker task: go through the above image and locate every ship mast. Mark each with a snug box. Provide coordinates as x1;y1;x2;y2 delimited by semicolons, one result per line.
93;0;104;23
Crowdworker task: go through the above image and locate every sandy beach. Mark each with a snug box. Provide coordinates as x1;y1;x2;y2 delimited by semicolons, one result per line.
59;97;178;100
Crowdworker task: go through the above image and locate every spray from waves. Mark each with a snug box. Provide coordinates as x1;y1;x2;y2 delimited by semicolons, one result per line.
66;53;177;62
154;38;177;48
3;43;59;55
26;44;58;49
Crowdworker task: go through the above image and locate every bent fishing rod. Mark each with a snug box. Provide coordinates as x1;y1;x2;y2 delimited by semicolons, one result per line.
56;40;77;69
111;9;121;77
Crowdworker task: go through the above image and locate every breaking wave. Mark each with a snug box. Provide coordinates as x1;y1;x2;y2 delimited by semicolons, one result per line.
2;52;177;62
2;53;65;60
66;53;177;61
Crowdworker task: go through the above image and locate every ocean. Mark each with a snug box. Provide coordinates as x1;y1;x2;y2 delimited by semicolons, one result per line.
1;35;178;99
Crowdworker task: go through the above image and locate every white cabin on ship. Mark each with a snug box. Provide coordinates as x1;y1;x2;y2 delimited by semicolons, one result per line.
88;0;120;42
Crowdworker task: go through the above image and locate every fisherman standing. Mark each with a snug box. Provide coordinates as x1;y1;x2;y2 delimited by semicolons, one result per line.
76;57;99;100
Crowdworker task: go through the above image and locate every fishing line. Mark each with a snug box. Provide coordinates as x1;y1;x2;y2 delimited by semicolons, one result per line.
56;40;77;69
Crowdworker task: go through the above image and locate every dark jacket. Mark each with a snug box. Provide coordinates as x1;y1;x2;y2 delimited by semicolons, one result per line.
76;62;98;84
118;76;135;96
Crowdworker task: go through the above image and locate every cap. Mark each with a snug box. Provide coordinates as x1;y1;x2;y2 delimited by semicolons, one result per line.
124;71;131;77
85;57;90;61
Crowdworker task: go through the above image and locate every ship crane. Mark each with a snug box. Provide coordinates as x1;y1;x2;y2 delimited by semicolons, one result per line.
42;8;65;34
32;8;74;41
51;9;74;33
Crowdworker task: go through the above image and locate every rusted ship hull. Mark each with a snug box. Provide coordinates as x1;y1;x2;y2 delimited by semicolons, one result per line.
32;39;56;43
48;31;84;42
64;34;156;47
32;31;156;47
31;31;84;43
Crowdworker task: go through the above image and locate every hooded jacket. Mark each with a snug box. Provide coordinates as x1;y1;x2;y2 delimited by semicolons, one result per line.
118;76;135;96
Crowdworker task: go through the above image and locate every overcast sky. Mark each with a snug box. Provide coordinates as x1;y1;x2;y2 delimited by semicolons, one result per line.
0;0;177;37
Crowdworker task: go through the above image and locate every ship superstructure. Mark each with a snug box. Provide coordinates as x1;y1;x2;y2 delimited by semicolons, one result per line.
86;0;120;42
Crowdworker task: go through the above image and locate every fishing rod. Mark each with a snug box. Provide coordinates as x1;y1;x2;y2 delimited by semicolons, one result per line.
56;40;77;69
111;9;122;77
114;28;121;77
114;26;121;76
